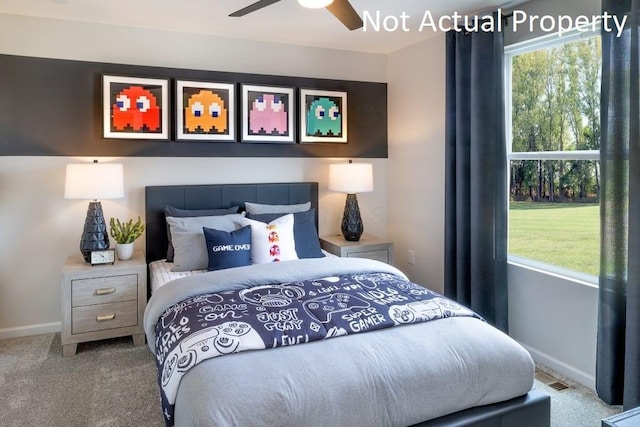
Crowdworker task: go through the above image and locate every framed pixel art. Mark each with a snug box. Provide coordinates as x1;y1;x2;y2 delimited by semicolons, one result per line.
241;84;295;143
300;89;347;143
176;80;235;141
103;75;169;139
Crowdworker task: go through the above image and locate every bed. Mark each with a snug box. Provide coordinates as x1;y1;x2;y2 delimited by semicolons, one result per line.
143;182;550;427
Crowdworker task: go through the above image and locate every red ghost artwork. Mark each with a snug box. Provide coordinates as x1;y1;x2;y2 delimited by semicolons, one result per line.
112;86;161;131
270;245;281;257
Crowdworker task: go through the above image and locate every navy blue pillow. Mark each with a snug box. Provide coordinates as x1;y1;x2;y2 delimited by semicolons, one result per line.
247;209;324;259
203;225;252;271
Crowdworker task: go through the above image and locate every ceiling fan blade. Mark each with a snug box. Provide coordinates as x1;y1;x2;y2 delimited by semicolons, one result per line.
326;0;363;30
229;0;281;17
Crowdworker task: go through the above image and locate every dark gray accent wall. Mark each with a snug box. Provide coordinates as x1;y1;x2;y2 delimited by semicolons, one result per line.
0;54;387;158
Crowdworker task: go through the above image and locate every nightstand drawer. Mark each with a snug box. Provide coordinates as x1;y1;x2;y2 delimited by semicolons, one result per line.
72;300;138;334
347;249;389;263
320;234;394;265
72;274;138;307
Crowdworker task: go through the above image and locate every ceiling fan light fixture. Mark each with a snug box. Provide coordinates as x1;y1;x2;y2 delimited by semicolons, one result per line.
297;0;334;9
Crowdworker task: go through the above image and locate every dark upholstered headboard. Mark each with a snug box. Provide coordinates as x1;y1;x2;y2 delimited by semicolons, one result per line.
144;182;319;263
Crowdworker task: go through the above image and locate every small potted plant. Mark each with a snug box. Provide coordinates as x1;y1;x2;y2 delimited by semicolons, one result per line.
109;216;145;260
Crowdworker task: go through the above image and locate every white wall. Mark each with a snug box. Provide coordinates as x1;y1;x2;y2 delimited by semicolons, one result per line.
0;14;389;337
508;263;599;387
0;14;386;82
387;0;602;389
387;34;446;293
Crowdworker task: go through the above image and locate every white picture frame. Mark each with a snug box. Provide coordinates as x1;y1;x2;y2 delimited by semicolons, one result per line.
103;75;169;140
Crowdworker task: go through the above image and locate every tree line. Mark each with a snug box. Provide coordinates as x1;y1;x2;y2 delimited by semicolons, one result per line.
511;36;601;202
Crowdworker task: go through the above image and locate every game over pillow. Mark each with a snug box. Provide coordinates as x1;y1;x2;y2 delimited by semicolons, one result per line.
203;226;252;271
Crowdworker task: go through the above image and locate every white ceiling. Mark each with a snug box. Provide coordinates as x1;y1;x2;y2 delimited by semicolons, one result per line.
0;0;524;53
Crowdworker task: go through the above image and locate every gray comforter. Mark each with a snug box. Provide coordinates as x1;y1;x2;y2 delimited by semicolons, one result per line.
144;257;534;427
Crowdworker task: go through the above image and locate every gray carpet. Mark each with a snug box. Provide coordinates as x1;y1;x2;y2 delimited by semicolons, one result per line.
0;333;623;426
534;365;622;427
0;333;164;427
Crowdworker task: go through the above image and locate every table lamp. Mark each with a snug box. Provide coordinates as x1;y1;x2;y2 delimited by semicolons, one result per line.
64;160;124;262
329;160;373;241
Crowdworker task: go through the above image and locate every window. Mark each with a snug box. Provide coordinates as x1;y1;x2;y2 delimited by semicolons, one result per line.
505;30;601;280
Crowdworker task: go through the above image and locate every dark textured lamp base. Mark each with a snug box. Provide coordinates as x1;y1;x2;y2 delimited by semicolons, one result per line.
341;193;364;241
79;201;110;262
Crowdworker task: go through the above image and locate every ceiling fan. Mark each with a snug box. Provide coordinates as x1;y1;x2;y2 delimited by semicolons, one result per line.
229;0;364;31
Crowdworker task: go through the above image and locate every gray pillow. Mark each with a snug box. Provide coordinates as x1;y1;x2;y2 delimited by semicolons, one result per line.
244;201;311;215
166;214;246;271
165;205;239;217
164;205;239;262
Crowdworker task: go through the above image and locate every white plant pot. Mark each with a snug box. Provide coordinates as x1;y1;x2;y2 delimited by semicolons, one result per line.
115;242;135;261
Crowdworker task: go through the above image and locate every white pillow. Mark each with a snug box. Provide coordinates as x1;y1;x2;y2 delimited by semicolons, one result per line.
166;213;246;271
244;201;311;215
242;214;298;264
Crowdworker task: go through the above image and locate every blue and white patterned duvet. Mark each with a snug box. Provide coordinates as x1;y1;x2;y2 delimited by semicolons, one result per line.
153;271;480;426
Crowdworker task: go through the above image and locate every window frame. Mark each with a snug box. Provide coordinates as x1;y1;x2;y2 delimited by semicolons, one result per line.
504;28;601;284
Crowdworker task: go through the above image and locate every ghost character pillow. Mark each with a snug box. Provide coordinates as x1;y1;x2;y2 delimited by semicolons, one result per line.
203;226;252;271
246;209;323;259
241;214;298;264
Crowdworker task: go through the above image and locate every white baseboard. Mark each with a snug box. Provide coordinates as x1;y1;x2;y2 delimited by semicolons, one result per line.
0;322;61;340
521;342;595;390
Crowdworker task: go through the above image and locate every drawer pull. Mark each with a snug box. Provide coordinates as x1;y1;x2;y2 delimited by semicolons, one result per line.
95;287;116;296
96;313;116;322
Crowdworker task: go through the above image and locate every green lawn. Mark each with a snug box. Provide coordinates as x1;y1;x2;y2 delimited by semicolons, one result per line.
509;202;600;276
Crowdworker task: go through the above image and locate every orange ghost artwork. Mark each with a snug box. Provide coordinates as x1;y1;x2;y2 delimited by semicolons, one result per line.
184;90;228;133
112;86;161;131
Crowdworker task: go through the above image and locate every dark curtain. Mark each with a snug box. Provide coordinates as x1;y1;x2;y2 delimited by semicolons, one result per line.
444;16;508;332
597;0;640;410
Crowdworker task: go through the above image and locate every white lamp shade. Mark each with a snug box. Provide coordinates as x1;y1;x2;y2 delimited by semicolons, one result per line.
64;162;124;200
329;162;374;193
298;0;334;8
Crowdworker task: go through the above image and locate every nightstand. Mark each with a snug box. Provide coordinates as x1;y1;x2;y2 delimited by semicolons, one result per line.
320;234;394;264
602;406;640;426
60;251;147;357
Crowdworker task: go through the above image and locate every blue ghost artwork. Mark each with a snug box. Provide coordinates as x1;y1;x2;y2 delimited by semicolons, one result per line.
306;97;342;136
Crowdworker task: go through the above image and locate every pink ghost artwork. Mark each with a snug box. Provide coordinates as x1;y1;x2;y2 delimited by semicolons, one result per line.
249;93;288;135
